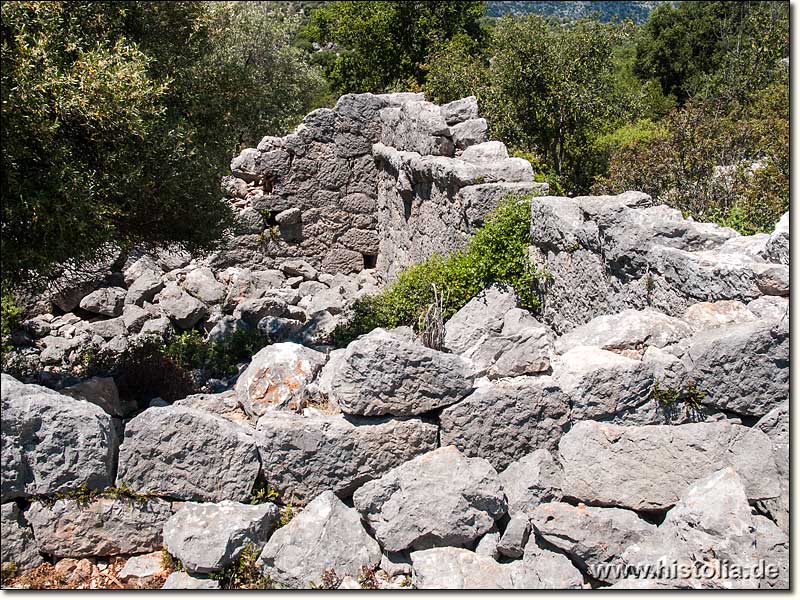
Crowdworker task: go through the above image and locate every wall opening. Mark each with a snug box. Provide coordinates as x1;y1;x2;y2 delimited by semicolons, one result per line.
363;254;378;269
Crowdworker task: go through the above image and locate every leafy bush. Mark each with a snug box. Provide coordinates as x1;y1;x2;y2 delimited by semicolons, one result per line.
333;197;547;347
1;1;325;287
593;80;788;234
1;285;22;354
165;327;269;378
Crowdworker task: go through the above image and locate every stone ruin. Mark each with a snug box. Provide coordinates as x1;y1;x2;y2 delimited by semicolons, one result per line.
216;93;546;278
1;93;790;590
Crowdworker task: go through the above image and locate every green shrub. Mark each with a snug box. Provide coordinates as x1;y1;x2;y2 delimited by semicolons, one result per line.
1;284;22;355
209;544;272;589
333;197;547;347
165;326;269;378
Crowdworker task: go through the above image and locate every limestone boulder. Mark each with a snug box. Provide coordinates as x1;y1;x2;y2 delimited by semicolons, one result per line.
498;449;563;518
559;421;780;511
1;375;117;501
116;406;260;502
554;309;693;355
530;502;656;583
1;502;43;572
440;378;570;470
330;328;473;417
353;446;507;552
182;267;226;305
26;496;171;557
765;212;789;265
254;412;438;503
551;346;654;423
156;283;208;329
258;491;381;589
163;501;280;574
619;468;766;589
683;318;788;417
79;287;126;317
235;343;327;418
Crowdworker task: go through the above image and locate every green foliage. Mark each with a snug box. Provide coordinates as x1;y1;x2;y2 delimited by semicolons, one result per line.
305;1;485;94
250;480;281;505
165;327;270;379
422;33;487;104
635;1;788;105
1;1;324;287
1;284;22;354
651;379;706;413
160;549;183;574
1;561;16;586
31;482;155;506
594;77;788;234
209;544;272;589
484;16;620;188
333;198;547;347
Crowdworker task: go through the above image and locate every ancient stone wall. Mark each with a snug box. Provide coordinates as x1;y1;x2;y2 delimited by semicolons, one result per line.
218;94;546;279
529;192;789;334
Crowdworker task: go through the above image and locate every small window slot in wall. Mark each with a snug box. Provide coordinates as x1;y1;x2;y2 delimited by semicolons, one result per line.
363;254;378;269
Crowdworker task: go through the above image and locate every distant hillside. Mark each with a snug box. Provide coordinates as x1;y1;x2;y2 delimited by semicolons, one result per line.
486;1;667;23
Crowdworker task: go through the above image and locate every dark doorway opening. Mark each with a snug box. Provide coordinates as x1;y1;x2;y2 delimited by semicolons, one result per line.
363;254;378;269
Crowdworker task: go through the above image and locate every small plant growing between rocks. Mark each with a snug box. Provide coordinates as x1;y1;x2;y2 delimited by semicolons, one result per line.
311;568;341;590
1;561;17;586
249;480;281;505
357;563;380;589
278;502;298;528
209;544;271;589
160;549;183;574
651;379;706;413
31;482;156;507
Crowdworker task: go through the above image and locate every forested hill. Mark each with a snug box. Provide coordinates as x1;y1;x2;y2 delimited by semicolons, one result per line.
487;1;667;22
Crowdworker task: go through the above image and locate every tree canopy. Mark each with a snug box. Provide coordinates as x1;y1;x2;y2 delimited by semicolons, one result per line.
1;1;325;286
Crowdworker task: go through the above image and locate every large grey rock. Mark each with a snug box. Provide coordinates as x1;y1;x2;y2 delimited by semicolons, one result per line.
162;572;220;589
258;491;381;589
619;468;766;589
531;502;656;583
499;450;563;519
765;212;788;265
125;271;164;306
559;420;780;511
163;501;279;574
330;328;473;417
554;309;693;355
26;496;171;557
753;515;789;589
411;538;583;589
1;375;117;501
452;305;553;379
235;343;327;418
353;446;507;552
443;285;517;356
747;295;789;321
450;118;488;149
182;267;226;305
458;182;544;227
118;552;164;584
116;406;260;502
440;96;479;125
682;300;757;330
61;376;126;418
233;295;288;325
79;287;126;317
551;346;654;422
754;401;789;533
1;502;43;572
496;513;530;559
683;318;788;417
80;315;127;340
156;283;208;329
254;412;437;503
440;378;570;471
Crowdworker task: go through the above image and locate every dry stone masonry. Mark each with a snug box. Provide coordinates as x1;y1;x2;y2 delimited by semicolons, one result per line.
0;94;789;590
